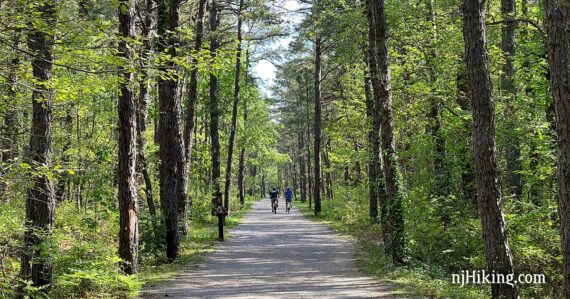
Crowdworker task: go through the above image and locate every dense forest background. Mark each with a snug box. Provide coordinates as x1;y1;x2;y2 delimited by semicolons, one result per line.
1;0;570;298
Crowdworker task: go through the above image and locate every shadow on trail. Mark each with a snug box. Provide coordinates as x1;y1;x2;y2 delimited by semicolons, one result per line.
143;198;398;298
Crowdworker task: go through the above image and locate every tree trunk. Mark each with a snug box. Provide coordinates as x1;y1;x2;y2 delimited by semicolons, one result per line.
223;0;245;210
545;0;570;297
136;0;156;217
456;59;477;207
1;31;21;200
295;92;307;203
324;139;333;199
426;0;449;199
237;100;247;206
520;0;540;206
248;165;255;196
277;165;282;191
56;104;73;202
399;70;412;184
365;0;383;245
18;1;56;295
363;32;379;223
298;128;307;202
368;0;405;264
306;99;313;208
461;0;518;297
209;0;221;194
157;0;184;261
237;148;246;205
261;173;265;197
365;76;380;223
172;1;189;236
183;0;207;212
237;57;248;207
285;164;289;189
501;0;522;200
319;165;325;196
313;35;322;215
237;51;250;206
117;0;138;274
292;162;298;199
353;140;362;186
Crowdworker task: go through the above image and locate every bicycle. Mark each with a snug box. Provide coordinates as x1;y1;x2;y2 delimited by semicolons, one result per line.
286;201;291;213
271;198;278;214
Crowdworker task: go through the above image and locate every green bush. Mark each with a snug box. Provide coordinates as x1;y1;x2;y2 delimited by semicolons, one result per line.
0;201;25;298
51;256;141;299
48;201;142;298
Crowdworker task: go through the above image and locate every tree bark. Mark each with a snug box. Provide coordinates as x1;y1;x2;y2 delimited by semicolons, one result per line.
461;0;518;297
1;33;20;164
313;34;322;215
545;0;570;297
353;140;362;186
136;0;156;217
237;148;246;205
425;0;450;199
365;70;379;223
171;0;188;236
18;1;57;295
56;104;73;202
261;173;265;197
520;0;540;205
324;139;333;199
367;0;404;263
292;162;298;199
209;0;221;195
456;59;477;207
117;0;139;274
501;0;522;200
376;2;405;263
277;165;282;191
297;106;307;202
1;31;20;200
237;72;248;206
183;0;207;212
223;0;245;210
305;91;313;208
157;0;184;261
248;164;255;196
363;24;380;223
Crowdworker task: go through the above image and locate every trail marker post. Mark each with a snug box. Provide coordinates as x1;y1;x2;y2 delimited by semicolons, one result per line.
212;191;226;241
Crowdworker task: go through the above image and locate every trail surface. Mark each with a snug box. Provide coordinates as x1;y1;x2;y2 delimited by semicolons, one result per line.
143;198;398;298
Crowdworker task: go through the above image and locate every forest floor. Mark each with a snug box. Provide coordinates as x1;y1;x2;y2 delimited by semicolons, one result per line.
141;198;399;298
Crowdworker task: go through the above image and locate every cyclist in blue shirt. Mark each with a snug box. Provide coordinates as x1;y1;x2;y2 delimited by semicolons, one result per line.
285;187;293;212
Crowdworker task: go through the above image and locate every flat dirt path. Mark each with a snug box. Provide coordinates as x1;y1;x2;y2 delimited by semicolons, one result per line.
143;198;399;298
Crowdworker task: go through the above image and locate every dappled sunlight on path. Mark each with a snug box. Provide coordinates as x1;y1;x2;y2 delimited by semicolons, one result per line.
143;199;398;298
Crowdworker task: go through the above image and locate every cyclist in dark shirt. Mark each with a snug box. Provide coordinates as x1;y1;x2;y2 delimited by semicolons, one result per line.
269;187;279;211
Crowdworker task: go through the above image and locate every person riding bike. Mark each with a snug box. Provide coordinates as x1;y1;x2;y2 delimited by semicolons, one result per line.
285;186;293;212
269;187;279;212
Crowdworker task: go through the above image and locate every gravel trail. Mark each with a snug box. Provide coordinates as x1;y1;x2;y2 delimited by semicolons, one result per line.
143;198;399;298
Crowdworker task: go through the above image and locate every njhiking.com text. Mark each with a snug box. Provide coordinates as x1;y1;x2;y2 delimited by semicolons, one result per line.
452;270;546;288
